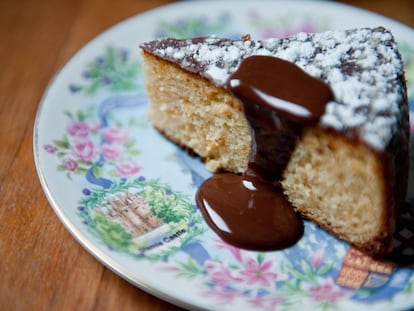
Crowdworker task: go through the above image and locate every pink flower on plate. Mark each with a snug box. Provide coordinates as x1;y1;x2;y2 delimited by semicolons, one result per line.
115;160;140;176
239;258;278;287
248;295;285;311
204;260;242;287
102;143;122;160
311;248;325;269
73;139;96;163
88;120;101;132
262;22;318;39
67;120;89;138
102;126;129;144
213;238;243;262
62;157;78;171
305;278;349;303
43;144;57;154
202;287;239;304
294;21;318;35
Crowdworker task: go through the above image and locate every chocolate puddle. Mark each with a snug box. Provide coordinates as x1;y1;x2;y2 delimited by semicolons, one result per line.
196;55;334;251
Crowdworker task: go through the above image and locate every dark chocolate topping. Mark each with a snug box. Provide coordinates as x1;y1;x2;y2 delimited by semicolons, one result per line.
196;173;303;251
228;56;333;123
196;55;334;250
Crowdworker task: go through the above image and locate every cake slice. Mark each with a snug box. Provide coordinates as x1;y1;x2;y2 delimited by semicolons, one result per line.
140;27;409;255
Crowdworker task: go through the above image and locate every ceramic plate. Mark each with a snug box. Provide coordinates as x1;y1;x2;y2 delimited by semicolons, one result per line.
34;1;414;310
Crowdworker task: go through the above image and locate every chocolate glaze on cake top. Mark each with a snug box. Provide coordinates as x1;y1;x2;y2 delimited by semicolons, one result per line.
140;27;408;151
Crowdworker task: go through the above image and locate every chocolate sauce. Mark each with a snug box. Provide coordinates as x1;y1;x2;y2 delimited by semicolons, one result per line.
196;55;334;251
196;173;303;250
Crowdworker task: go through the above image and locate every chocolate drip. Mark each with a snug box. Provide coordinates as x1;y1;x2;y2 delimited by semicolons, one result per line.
243;103;300;182
196;55;334;251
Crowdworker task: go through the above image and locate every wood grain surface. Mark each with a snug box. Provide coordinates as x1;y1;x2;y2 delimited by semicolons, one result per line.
0;0;412;310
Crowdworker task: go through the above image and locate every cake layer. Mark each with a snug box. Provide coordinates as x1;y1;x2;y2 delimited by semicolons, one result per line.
141;53;251;173
282;127;392;253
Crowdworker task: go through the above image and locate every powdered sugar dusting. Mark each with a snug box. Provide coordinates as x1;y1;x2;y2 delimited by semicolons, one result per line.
141;27;407;150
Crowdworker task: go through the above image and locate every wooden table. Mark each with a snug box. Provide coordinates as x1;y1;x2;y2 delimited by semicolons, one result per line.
1;0;413;310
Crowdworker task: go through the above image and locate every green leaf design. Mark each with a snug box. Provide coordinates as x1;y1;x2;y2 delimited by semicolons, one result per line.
301;259;313;277
77;109;87;121
257;252;265;264
75;167;88;174
92;164;103;178
94;213;132;249
56;151;67;158
124;138;136;148
176;257;202;279
317;263;333;275
71;46;140;96
64;110;74;119
53;135;70;149
127;149;141;156
155;14;230;38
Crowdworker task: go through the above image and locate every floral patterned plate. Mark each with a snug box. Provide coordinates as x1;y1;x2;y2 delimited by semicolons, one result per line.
34;1;414;310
